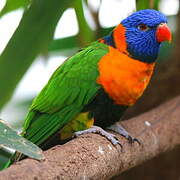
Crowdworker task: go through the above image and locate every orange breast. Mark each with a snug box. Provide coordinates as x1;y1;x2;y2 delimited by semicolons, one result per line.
97;47;155;106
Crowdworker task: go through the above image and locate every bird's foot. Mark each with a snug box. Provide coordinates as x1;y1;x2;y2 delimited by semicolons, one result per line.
74;125;122;147
107;123;140;144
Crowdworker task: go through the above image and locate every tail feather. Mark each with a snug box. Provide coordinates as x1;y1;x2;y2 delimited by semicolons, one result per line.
7;106;82;167
23;106;82;146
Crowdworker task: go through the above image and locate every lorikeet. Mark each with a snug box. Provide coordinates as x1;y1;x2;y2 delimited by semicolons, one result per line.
21;9;171;148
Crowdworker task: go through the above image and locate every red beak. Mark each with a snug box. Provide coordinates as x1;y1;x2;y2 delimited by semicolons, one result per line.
156;23;172;43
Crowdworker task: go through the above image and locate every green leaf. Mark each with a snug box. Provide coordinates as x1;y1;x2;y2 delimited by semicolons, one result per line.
49;36;79;52
0;148;12;170
74;0;95;46
0;0;31;18
136;0;160;10
153;0;160;10
0;120;44;160
0;0;72;110
136;0;149;10
48;27;113;53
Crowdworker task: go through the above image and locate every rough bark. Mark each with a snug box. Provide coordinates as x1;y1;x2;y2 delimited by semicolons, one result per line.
0;96;180;180
116;146;180;180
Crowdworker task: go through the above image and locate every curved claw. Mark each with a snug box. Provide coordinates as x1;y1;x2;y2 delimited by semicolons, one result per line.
108;123;141;145
74;126;123;148
127;136;141;145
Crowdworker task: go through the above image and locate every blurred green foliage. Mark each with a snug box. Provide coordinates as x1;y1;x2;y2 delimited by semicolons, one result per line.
0;0;30;17
0;0;72;109
136;0;160;10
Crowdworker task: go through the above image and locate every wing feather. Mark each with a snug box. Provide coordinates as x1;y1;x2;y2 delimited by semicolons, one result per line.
23;42;109;145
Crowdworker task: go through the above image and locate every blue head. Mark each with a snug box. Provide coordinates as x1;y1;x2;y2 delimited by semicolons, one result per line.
121;9;171;63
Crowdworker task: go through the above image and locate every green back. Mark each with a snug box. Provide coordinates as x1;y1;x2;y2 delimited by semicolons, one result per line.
23;42;109;146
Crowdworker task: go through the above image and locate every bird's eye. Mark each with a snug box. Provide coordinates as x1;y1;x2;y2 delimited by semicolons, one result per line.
138;24;149;31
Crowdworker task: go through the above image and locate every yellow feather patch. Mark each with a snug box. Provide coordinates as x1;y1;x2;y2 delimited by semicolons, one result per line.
59;112;94;140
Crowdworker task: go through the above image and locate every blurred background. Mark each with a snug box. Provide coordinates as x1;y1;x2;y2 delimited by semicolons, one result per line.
0;0;180;178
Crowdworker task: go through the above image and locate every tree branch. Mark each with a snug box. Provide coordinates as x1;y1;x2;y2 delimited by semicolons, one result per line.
0;96;180;179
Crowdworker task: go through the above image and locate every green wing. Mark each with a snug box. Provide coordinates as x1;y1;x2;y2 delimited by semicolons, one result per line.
22;42;109;146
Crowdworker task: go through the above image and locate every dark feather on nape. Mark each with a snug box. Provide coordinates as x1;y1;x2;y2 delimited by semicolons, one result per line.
102;33;116;48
